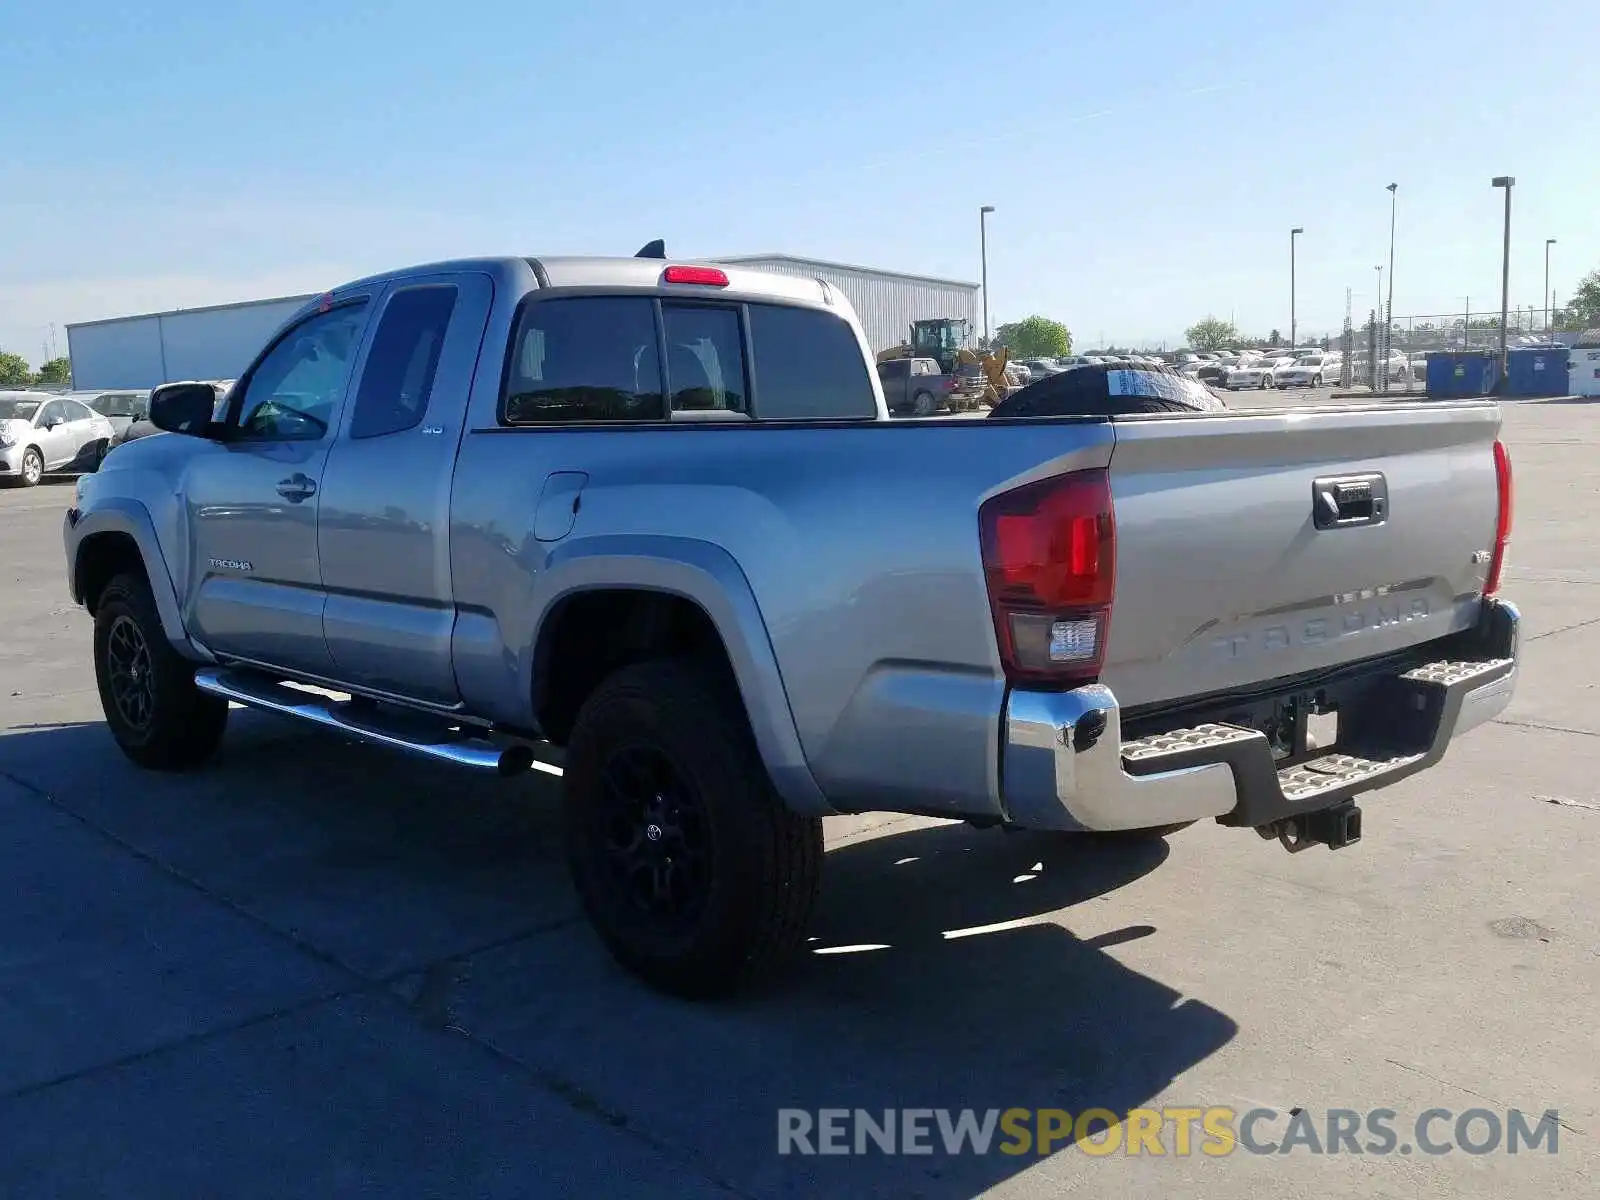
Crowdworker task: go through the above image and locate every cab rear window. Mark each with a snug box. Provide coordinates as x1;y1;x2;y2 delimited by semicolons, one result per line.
499;295;875;424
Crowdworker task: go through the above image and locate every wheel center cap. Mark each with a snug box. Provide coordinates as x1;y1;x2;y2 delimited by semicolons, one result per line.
646;823;664;842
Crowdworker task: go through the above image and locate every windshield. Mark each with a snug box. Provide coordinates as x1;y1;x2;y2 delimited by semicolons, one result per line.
0;398;42;420
909;320;964;355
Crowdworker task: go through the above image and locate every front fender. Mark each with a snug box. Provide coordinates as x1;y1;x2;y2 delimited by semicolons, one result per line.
530;534;832;817
65;498;209;661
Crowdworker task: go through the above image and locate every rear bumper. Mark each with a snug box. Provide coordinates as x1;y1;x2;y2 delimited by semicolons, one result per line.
1000;598;1520;833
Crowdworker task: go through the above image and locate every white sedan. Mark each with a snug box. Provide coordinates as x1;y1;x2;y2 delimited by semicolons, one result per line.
1274;354;1332;388
1224;359;1284;389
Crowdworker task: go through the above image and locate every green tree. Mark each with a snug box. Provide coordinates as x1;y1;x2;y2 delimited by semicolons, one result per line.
1559;267;1600;330
993;316;1072;358
1267;328;1282;346
36;357;71;386
0;351;33;387
1184;316;1241;351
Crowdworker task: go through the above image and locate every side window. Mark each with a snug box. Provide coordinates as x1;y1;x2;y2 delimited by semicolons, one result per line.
350;286;458;439
39;401;64;426
65;400;96;421
662;304;747;415
747;303;877;419
232;303;369;442
503;297;662;424
878;360;910;380
912;359;933;376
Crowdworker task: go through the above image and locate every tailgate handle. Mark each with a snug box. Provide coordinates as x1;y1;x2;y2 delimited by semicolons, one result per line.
1313;473;1387;529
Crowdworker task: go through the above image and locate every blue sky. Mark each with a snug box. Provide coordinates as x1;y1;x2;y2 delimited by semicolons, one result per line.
2;0;1594;362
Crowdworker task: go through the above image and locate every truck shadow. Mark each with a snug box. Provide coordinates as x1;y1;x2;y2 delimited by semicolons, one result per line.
0;714;1238;1198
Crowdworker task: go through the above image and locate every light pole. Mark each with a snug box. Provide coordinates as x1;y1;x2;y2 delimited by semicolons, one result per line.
1492;177;1514;382
1290;227;1303;348
1545;238;1557;335
979;205;995;349
1383;184;1397;391
1373;265;1383;385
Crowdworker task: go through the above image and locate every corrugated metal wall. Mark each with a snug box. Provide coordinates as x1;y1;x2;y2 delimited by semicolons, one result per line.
66;295;314;389
65;257;978;388
712;256;979;353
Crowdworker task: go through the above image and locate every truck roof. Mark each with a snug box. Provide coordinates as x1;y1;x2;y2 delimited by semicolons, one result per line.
326;255;836;310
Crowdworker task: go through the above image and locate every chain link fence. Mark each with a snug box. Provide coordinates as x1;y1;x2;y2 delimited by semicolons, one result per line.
1323;301;1564;393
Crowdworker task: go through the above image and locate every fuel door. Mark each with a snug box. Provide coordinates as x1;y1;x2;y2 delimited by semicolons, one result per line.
533;471;588;542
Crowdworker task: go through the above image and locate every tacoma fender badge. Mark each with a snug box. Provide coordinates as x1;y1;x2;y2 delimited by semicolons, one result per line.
209;558;253;572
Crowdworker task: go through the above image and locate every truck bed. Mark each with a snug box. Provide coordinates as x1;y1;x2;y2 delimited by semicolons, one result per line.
449;399;1503;819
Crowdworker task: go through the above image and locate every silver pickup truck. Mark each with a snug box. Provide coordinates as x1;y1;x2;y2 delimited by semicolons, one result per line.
63;254;1519;997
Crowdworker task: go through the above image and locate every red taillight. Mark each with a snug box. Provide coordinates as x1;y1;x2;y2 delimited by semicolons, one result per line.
979;470;1116;685
661;265;729;287
943;377;957;391
1485;438;1513;596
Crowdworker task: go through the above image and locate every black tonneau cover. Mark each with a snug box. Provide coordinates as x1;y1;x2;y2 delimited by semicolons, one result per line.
989;362;1227;418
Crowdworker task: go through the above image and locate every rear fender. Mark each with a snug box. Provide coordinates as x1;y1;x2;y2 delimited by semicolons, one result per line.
529;534;831;816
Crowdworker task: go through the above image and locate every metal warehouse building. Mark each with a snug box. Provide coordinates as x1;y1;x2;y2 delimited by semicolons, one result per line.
711;254;978;354
65;255;977;389
66;294;315;390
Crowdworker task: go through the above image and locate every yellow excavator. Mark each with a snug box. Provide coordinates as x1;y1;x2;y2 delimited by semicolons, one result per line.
876;318;1011;406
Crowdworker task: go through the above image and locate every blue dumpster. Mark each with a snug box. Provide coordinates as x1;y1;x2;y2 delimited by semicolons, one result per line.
1426;351;1496;397
1506;346;1570;397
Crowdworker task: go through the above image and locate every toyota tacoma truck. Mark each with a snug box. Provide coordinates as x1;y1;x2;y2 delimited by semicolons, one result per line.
63;253;1520;997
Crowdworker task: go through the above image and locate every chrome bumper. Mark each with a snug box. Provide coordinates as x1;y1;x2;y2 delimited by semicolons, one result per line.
1000;599;1520;833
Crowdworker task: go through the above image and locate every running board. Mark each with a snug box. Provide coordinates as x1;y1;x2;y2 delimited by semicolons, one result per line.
193;668;537;776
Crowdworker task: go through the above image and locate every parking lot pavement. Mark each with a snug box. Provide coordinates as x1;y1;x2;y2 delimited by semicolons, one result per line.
2;396;1598;1198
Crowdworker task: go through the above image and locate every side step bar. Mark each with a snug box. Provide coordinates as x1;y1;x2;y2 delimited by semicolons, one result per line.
193;668;540;777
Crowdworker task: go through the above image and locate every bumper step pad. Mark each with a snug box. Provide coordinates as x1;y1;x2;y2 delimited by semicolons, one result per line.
1118;653;1514;826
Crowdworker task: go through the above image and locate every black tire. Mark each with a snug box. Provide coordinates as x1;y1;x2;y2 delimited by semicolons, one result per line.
93;572;228;770
17;446;43;487
912;390;936;417
563;658;823;998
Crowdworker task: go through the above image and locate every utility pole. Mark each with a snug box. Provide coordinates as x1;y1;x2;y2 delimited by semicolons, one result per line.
979;205;995;349
1382;185;1397;392
1545;238;1557;336
1290;227;1303;349
1492;176;1515;383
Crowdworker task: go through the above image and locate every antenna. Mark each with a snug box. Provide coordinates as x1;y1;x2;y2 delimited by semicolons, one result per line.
634;239;666;259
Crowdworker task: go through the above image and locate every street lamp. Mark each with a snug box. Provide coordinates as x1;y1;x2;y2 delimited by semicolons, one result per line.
1383;184;1397;392
1492;177;1515;381
979;205;995;348
1290;227;1303;348
1545;238;1557;335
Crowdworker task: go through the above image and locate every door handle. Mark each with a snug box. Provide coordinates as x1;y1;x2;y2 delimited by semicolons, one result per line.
276;474;317;503
1311;473;1387;529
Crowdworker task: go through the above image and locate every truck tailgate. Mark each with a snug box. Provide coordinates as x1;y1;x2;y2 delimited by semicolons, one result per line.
1103;402;1502;709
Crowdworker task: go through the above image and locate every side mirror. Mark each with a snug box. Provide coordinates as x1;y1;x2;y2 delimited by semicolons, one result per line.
149;383;221;436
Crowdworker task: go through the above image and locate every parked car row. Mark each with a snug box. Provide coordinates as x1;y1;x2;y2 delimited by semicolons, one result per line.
0;391;125;486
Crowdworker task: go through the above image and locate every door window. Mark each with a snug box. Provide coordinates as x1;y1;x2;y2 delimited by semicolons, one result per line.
350;286;458;439
662;304;747;414
503;297;663;423
232;302;369;442
63;399;96;422
38;400;65;428
747;303;877;419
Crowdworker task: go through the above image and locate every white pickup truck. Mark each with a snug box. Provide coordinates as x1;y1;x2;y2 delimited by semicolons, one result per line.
64;253;1519;996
